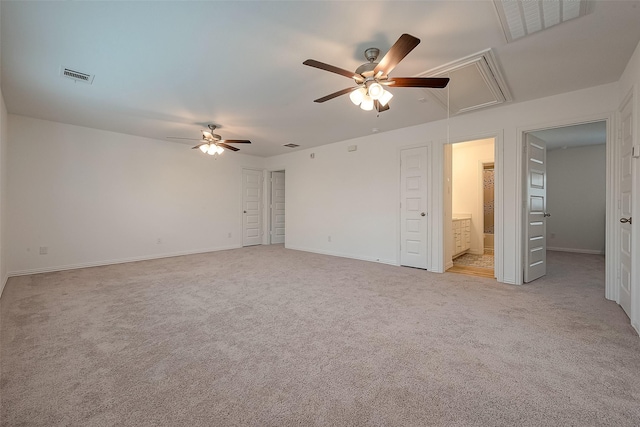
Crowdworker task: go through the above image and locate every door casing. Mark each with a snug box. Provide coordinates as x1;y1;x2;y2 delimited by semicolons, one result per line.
516;114;616;289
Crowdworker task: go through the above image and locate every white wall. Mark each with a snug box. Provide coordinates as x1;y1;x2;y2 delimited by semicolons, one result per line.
7;115;263;274
4;83;621;284
546;144;606;254
266;132;402;265
265;82;618;284
451;138;494;255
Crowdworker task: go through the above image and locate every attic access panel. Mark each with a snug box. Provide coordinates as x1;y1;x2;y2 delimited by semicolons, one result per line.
417;49;512;115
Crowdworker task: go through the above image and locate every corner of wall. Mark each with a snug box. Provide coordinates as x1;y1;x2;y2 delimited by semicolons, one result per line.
0;86;8;299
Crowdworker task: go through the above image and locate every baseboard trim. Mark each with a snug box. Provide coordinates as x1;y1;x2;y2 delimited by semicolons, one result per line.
7;245;243;277
547;247;605;255
285;245;398;267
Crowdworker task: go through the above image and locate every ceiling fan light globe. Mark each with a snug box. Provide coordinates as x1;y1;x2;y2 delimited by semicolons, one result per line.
367;82;384;100
207;145;218;155
216;145;224;154
349;87;366;105
360;96;374;111
199;144;209;153
379;89;393;107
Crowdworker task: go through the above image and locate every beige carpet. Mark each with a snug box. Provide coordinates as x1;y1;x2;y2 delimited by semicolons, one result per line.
1;246;639;426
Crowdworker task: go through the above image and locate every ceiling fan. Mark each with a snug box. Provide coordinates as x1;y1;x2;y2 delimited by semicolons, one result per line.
167;124;251;155
303;33;449;112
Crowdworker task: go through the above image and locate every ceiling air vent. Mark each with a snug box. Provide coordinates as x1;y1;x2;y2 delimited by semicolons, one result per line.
60;67;95;84
283;143;300;148
493;0;589;42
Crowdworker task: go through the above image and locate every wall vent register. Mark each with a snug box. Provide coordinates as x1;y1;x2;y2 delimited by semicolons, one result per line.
60;67;95;84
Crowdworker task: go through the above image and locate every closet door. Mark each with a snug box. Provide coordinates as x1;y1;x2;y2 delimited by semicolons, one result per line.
400;147;429;269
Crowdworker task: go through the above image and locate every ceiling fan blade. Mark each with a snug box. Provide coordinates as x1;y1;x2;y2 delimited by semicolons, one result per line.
217;143;240;152
374;100;390;113
219;139;251;144
314;87;357;103
388;77;450;88
191;143;206;149
373;34;420;77
167;137;203;141
303;59;360;80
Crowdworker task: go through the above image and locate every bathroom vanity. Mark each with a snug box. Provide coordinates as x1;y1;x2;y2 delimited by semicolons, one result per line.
452;215;471;258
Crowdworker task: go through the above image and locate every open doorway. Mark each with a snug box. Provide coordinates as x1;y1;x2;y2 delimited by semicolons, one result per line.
522;121;607;283
445;138;496;278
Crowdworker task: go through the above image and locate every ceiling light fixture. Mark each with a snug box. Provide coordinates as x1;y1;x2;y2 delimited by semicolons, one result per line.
366;81;384;100
199;143;224;156
167;124;251;155
349;87;367;105
378;90;393;107
351;80;393;111
360;96;374;111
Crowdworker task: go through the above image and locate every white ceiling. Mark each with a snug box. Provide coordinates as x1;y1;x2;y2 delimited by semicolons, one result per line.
1;1;639;157
531;121;607;151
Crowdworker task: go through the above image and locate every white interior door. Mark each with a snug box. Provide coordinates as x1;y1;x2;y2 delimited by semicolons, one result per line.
400;147;428;269
618;95;633;317
242;169;263;247
270;171;285;244
524;134;548;283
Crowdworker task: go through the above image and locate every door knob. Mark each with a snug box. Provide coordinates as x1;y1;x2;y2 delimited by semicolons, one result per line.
620;217;632;224
543;213;551;217
421;212;426;217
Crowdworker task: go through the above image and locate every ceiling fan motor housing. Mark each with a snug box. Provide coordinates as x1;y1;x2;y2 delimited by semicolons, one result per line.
355;62;377;78
364;47;380;62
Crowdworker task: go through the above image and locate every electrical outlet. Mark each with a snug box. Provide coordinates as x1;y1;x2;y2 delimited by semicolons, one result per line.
328;236;332;242
228;232;232;238
156;238;162;244
39;246;48;255
550;233;556;239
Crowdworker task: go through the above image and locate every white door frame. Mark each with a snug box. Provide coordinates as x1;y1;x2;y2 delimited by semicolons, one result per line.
431;132;504;281
515;113;615;288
